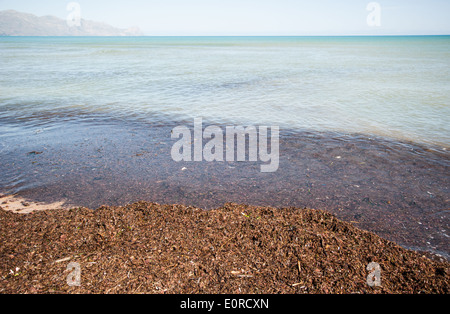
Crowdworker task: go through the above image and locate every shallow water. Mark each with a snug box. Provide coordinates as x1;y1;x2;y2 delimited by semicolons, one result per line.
0;114;448;259
1;36;449;147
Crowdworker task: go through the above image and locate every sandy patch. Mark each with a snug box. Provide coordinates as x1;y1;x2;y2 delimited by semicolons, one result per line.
0;194;68;214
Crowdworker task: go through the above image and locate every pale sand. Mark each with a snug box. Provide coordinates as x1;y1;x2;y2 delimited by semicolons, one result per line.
0;194;68;214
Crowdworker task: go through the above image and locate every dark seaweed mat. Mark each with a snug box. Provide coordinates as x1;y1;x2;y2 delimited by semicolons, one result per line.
0;202;448;294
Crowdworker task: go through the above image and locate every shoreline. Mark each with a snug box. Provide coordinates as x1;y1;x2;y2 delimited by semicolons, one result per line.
1;28;449;295
1;201;448;294
0;193;448;264
1;118;449;260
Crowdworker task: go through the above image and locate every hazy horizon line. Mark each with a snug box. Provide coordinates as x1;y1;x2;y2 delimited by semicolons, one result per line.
2;7;450;37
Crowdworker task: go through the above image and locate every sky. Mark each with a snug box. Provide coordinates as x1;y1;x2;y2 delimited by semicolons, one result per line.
0;0;449;35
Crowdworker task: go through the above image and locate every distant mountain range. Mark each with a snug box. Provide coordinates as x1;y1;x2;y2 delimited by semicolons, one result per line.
0;10;142;36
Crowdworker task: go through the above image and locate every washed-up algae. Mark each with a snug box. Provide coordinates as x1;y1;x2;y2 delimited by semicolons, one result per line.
0;202;448;294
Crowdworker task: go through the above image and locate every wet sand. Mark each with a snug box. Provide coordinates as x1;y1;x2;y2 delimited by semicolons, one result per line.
0;194;66;214
0;116;449;260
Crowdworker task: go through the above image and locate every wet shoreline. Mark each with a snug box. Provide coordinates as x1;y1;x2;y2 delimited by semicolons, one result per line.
0;114;449;259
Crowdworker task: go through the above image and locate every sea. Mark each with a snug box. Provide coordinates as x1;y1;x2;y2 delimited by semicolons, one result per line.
0;36;449;258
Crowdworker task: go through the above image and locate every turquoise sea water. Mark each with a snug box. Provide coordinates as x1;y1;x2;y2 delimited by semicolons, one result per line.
0;36;449;147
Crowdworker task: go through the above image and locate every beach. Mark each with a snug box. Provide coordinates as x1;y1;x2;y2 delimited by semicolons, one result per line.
1;118;449;260
0;36;449;293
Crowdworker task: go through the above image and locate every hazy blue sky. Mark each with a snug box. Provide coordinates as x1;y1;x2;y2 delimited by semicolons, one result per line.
1;0;449;35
